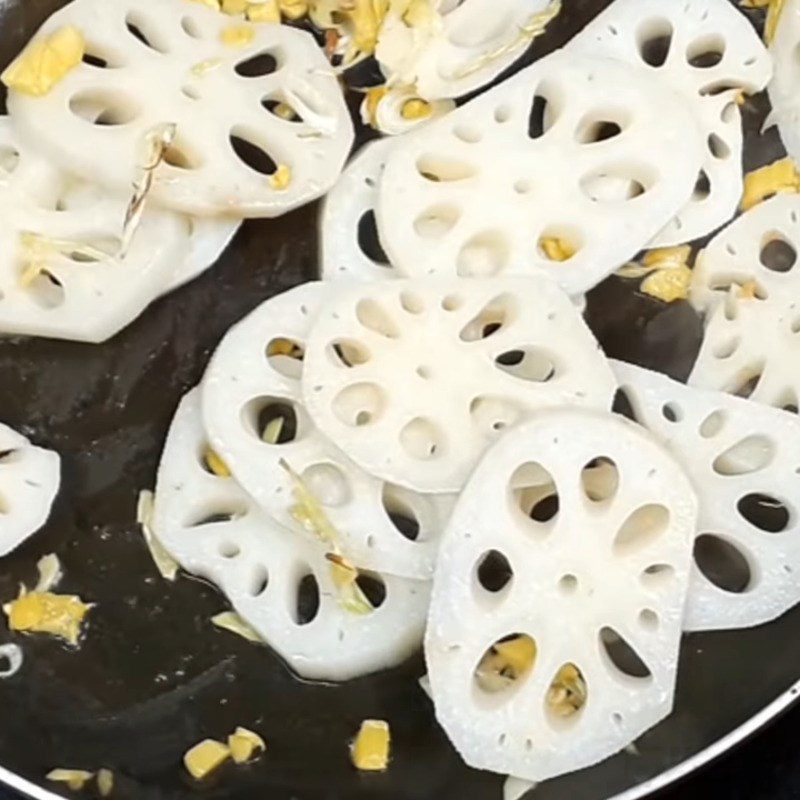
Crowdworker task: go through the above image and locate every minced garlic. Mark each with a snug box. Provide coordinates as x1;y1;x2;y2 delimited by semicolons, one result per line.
4;591;91;646
400;98;431;121
616;246;693;303
96;769;114;797
351;720;391;771
546;663;587;717
2;26;85;97
184;739;231;779
280;0;310;19
46;769;95;792
539;236;577;262
247;0;281;22
228;727;266;763
269;163;292;191
203;448;232;477
220;24;257;47
741;158;800;211
211;610;263;642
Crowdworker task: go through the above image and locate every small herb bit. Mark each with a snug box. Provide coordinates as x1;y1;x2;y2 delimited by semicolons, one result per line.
269;163;292;191
184;739;231;780
46;769;95;792
227;727;266;763
211;611;263;642
351;720;391;771
137;489;179;581
2;26;85;97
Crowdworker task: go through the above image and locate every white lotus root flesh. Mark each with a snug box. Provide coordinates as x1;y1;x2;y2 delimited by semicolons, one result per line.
0;423;60;557
301;277;617;494
426;409;697;782
374;50;704;295
767;0;800;166
570;0;771;247
613;360;800;632
7;0;354;217
201;282;455;579
319;139;396;282
689;195;800;410
376;0;558;103
153;389;431;681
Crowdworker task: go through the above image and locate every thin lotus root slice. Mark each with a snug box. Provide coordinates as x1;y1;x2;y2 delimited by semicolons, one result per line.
376;0;558;103
767;0;800;166
301;277;617;493
0;423;60;557
569;0;771;247
154;389;430;681
7;0;354;218
201;282;455;579
375;50;704;296
425;408;697;783
688;195;800;410
613;360;800;632
0;117;196;343
319;138;397;282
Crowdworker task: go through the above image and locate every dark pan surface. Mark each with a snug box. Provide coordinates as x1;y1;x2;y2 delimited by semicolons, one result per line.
0;2;795;799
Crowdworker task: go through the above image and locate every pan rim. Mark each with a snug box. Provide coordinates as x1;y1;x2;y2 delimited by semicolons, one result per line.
0;674;798;800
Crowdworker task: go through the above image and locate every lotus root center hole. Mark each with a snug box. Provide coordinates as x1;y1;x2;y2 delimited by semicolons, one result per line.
235;51;279;77
24;270;65;310
400;417;442;460
476;550;513;593
760;235;797;272
475;634;536;696
163;140;202;170
332;383;385;428
218;541;240;559
510;462;559;527
357;210;390;264
382;485;423;541
262;98;303;123
453;123;482;143
242;397;299;444
580;168;649;202
181;15;204;37
661;401;682;422
413;204;461;239
494;105;512;123
528;85;558;139
456;232;509;277
638;609;659;630
737;493;790;533
712;435;775;476
687;34;725;68
266;337;305;379
0;146;20;175
694;534;751;593
699;409;726;438
708;133;730;160
355;573;386;608
300;463;352;507
249;564;269;596
400;291;424;314
546;663;587;723
416;154;476;182
416;365;433;380
181;84;201;101
637;18;673;67
469;396;522;435
355;297;400;338
575;110;627;144
513;179;532;194
229;132;277;176
69;90;141;126
580;457;619;502
558;574;578;594
441;293;463;311
125;12;169;52
327;339;370;369
640;563;675;588
538;227;583;262
600;627;651;679
295;572;320;625
495;348;555;382
613;504;669;555
459;294;514;341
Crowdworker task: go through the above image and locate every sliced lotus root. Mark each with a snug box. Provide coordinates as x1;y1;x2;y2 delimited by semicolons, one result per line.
425;408;697;783
376;0;559;103
319;138;397;282
7;0;354;217
767;0;800;165
201;282;455;579
613;360;800;631
688;195;800;410
165;214;240;292
569;0;771;247
301;277;617;493
154;389;430;681
0;423;60;557
375;50;704;295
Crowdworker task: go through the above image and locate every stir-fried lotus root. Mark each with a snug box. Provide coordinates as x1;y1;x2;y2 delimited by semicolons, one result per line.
570;0;771;247
613;361;800;632
201;282;455;579
376;0;560;103
425;409;697;782
6;0;354;217
767;0;800;166
319;139;396;282
153;390;431;681
301;277;617;493
0;117;223;342
375;50;704;295
0;423;60;557
689;195;800;410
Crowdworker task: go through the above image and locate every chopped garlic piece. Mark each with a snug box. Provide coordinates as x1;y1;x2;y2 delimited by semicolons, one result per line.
46;769;95;792
247;0;281;22
222;0;250;12
211;610;263;642
351;720;391;771
4;592;91;646
1;26;85;98
203;448;232;477
540;237;577;262
546;663;587;717
400;98;431;121
617;246;693;303
262;417;285;444
738;279;762;299
363;86;388;127
96;769;114;798
34;553;63;593
280;0;310;18
184;739;231;780
475;635;537;693
269;164;292;190
228;727;266;763
220;24;257;47
137;490;179;581
741;158;800;211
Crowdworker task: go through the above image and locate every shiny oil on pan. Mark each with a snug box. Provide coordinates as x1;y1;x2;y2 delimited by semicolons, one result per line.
0;1;797;799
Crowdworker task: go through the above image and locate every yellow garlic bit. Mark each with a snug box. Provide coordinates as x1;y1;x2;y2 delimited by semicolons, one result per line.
220;24;257;47
363;86;388;127
738;279;762;300
540;237;577;262
96;769;114;798
351;720;391;771
345;0;390;58
475;635;537;692
4;592;91;646
741;157;800;211
401;98;431;121
46;769;95;792
228;727;267;763
262;416;285;444
211;610;263;642
402;0;436;27
186;0;222;9
2;26;85;97
493;636;537;677
247;0;281;22
222;0;250;12
184;739;231;780
204;447;232;477
546;663;587;717
280;0;310;18
269;163;292;191
617;246;693;303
